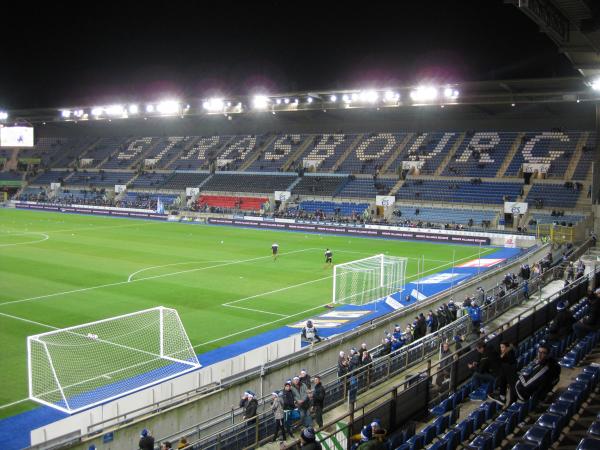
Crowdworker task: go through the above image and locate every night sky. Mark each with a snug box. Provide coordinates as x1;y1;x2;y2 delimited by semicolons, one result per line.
1;0;578;110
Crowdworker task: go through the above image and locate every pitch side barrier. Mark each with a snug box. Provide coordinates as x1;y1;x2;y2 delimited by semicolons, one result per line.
30;242;578;449
178;261;596;450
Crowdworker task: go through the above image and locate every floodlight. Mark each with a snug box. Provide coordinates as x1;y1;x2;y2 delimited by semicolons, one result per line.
351;93;359;101
307;97;313;103
128;104;139;114
410;86;438;102
74;110;84;118
360;90;378;103
293;98;299;104
0;111;7;120
105;104;125;116
253;95;269;109
156;101;181;114
342;94;351;103
384;91;399;102
91;107;103;117
591;78;600;91
330;95;337;102
226;101;232;107
275;98;282;105
146;104;155;113
203;98;224;112
61;110;71;118
284;98;290;104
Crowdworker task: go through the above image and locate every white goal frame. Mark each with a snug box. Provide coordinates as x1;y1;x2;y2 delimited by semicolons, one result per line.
27;306;200;414
332;253;407;305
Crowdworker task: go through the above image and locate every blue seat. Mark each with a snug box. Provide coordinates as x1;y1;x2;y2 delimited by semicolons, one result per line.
507;401;528;423
496;411;518;435
420;425;436;445
588;421;600;437
468;433;493;450
449;407;459;426
433;415;449;436
432;398;451;416
455;418;473;442
481;401;497;420
577;372;597;389
427;438;448;450
569;381;590;396
577;437;600;450
483;422;505;448
536;413;564;441
523;425;551;450
407;433;425;450
443;430;459;450
469;386;489;401
559;390;583;409
548;400;574;420
470;408;486;430
510;443;538;450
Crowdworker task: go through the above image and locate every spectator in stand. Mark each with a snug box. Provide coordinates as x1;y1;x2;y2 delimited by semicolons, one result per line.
282;381;296;436
380;336;391;356
302;320;323;343
300;427;322;449
301;390;314;427
436;341;453;387
468;341;501;389
574;288;600;338
243;392;258;425
358;342;368;360
348;348;361;373
548;301;575;342
139;429;155;450
337;351;349;377
160;442;172;450
417;313;427;337
299;369;311;389
292;376;308;415
447;300;458;321
426;310;438;333
355;424;386;450
489;341;517;406
467;301;482;337
271;391;287;442
515;343;561;403
312;375;325;429
177;438;188;449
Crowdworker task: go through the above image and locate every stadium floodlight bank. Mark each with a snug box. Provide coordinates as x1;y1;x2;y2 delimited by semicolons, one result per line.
333;254;407;305
27;306;200;414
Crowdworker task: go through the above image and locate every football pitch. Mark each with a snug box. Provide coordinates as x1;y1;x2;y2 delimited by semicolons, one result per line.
0;208;494;418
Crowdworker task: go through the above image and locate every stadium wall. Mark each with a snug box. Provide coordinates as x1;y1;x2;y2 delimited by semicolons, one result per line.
36;102;595;138
45;244;551;450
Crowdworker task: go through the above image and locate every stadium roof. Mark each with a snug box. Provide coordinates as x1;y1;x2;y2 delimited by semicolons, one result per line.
508;0;600;80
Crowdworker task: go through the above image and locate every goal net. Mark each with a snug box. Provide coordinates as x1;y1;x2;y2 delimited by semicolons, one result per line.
333;254;407;305
27;306;200;414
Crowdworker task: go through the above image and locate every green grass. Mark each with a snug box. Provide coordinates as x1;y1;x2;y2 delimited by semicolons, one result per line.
0;209;494;418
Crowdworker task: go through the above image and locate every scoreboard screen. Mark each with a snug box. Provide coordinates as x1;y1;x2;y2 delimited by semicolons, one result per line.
0;127;34;147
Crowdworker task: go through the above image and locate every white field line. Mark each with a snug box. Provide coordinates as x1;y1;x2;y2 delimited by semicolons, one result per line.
0;232;49;248
222;304;287;317
0;398;30;409
0;221;155;236
0;248;317;308
0;311;58;330
127;260;239;282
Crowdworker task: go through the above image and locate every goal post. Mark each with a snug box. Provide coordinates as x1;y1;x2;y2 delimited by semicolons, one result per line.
27;306;200;414
333;254;407;305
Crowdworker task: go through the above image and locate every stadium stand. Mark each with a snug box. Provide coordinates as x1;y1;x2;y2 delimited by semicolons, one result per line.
389;132;458;174
337;177;397;198
63;171;134;187
128;172;171;189
291;175;349;196
198;195;268;212
335;132;409;174
289;200;370;217
526;183;582;208
29;170;71;185
572;133;597;180
245;134;309;171
504;131;585;178
19;137;98;168
100;137;157;169
161;172;212;190
141;137;191;169
530;213;587;226
169;136;231;170
292;134;359;172
201;173;297;193
395;179;523;204
82;137;128;167
393;205;498;227
442;131;518;177
120;192;179;209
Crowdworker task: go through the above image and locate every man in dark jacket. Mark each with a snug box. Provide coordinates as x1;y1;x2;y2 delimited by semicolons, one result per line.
139;429;154;450
548;301;575;342
281;381;295;436
417;313;427;337
489;342;517;405
468;341;501;389
300;427;322;449
575;288;600;338
312;375;326;428
515;343;561;403
243;393;258;425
